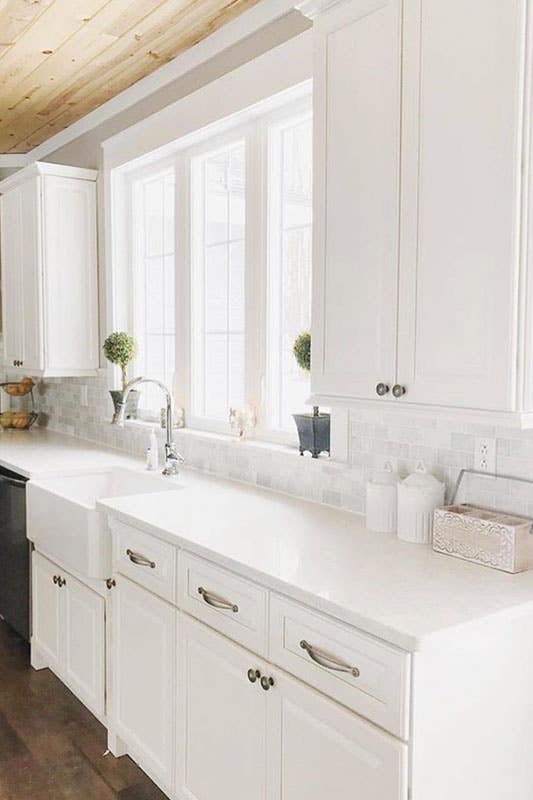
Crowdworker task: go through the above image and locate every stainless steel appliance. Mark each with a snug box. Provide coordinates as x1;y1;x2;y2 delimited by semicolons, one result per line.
0;466;29;641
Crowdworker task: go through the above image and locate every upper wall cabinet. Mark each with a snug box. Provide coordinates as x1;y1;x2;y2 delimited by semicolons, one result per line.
302;0;533;423
0;162;99;377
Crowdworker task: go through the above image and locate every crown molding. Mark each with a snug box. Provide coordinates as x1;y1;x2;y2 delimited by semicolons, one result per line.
296;0;346;19
0;155;31;167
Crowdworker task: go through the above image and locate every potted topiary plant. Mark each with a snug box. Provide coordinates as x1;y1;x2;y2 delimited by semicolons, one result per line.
103;332;139;420
292;331;330;458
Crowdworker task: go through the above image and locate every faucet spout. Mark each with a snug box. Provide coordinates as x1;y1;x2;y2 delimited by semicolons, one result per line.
111;376;184;476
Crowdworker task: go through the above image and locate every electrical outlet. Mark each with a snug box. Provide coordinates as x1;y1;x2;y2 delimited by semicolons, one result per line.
80;385;88;407
475;437;496;473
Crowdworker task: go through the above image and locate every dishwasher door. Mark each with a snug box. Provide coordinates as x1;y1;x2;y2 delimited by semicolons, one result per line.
0;469;29;641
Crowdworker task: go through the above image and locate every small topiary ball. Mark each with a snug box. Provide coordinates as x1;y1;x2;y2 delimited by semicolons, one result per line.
103;332;137;390
103;332;136;367
293;330;311;372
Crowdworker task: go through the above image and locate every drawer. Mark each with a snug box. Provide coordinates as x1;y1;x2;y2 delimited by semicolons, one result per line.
112;520;177;604
269;594;410;739
178;551;268;656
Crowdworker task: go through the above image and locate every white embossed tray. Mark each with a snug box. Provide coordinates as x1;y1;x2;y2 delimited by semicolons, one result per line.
433;503;533;573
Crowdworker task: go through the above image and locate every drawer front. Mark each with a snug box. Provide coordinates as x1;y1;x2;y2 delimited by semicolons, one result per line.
178;551;268;656
112;520;177;604
269;594;410;739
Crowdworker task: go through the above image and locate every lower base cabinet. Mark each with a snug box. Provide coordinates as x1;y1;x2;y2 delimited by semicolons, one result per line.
269;668;408;800
176;613;407;800
32;551;105;717
177;613;268;800
111;575;176;794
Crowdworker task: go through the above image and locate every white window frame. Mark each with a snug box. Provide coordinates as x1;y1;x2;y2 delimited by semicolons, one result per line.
113;83;313;445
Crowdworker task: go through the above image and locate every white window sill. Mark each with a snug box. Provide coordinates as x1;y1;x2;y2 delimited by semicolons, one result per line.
122;418;349;470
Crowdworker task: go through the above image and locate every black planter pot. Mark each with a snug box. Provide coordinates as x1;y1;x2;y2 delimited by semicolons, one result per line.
110;389;139;420
293;412;330;458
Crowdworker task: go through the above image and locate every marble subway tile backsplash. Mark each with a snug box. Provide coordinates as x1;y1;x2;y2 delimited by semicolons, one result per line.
27;376;533;518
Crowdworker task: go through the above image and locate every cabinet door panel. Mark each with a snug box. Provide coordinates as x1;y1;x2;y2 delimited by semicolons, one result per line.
267;668;408;800
312;0;402;399
42;176;98;372
32;552;61;673
177;614;268;800
19;177;44;371
398;0;525;409
112;576;175;792
63;575;105;717
1;189;24;367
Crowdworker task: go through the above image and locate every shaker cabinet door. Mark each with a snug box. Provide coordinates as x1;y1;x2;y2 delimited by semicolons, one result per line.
177;613;268;800
397;0;526;410
41;175;98;372
32;552;62;675
111;576;176;793
63;574;105;718
311;0;402;401
267;667;408;800
0;179;43;372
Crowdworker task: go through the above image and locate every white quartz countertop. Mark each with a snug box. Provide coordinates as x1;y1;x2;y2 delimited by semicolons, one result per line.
0;428;139;478
99;470;533;652
4;428;533;652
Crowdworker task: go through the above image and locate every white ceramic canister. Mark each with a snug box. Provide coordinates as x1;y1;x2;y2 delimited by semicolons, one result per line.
366;462;400;534
397;462;445;544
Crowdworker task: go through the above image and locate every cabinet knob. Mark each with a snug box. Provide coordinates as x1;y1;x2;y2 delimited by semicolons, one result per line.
247;668;261;684
375;382;390;397
392;384;406;398
106;578;116;590
53;575;59;585
260;676;274;691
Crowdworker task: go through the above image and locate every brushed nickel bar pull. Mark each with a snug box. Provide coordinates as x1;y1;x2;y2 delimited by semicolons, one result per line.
126;549;156;569
198;586;238;613
300;640;360;678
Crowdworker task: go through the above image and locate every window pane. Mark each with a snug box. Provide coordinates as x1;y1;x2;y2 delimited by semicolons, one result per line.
266;115;313;432
132;170;176;417
191;140;246;421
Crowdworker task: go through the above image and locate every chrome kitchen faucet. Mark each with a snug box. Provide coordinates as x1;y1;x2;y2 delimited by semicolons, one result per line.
112;377;185;476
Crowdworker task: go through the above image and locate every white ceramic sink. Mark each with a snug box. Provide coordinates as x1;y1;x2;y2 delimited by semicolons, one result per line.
27;467;182;579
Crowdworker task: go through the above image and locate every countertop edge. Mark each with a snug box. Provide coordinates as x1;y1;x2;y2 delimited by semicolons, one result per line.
99;500;533;653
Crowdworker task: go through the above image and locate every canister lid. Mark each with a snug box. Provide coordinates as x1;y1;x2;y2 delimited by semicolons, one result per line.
370;461;400;486
402;461;444;491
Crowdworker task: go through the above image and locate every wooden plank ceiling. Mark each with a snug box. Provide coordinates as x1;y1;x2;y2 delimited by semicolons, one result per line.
0;0;260;153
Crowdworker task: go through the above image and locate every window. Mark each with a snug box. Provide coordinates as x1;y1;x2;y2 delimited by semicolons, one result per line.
121;85;312;441
266;113;312;432
131;168;175;418
191;139;246;421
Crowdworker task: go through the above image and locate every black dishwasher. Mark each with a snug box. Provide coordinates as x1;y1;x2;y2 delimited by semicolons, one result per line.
0;466;29;641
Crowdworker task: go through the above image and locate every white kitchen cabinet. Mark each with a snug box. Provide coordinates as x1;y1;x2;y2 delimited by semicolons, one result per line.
32;550;62;674
176;612;407;800
396;0;526;410
268;666;408;800
31;551;105;718
309;0;402;401
111;575;176;794
63;574;105;717
176;613;268;800
0;162;98;377
303;0;533;420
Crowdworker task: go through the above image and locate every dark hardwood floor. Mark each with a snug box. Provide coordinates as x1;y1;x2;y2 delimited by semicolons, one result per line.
0;620;167;800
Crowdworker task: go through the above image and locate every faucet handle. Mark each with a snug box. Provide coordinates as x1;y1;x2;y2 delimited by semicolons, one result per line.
165;441;185;463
